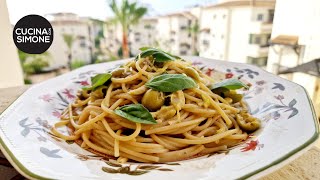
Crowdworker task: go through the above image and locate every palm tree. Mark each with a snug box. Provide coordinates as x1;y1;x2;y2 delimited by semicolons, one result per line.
62;34;75;69
188;21;199;55
108;0;147;58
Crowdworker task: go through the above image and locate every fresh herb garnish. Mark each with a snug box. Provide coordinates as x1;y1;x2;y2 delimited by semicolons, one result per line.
135;47;180;62
210;78;249;90
83;73;112;91
145;74;197;92
114;104;157;124
210;78;248;103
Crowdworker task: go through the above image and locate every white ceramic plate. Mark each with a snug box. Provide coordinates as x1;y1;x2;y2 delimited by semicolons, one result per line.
0;57;318;180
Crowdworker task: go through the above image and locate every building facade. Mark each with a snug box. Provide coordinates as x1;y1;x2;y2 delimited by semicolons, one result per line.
156;12;197;56
266;0;320;116
46;13;103;67
198;0;275;67
129;18;158;55
101;19;122;58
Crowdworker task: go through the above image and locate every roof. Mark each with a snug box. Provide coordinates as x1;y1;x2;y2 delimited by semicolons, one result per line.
143;17;158;21
47;12;77;16
278;59;320;77
204;0;276;9
200;28;210;33
160;11;196;19
271;35;299;46
50;20;86;25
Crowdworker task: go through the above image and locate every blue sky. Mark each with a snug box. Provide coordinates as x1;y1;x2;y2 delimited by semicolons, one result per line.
7;0;217;24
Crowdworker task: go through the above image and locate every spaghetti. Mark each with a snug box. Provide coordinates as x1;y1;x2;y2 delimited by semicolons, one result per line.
52;49;260;163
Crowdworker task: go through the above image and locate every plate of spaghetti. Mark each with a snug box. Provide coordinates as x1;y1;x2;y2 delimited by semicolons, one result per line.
0;47;318;180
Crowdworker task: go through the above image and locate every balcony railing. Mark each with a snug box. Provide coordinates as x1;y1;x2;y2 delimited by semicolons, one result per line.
250;22;272;34
247;44;269;57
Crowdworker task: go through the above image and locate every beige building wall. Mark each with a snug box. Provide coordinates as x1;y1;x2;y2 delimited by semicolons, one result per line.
199;0;274;67
129;18;158;55
101;20;122;57
157;13;195;56
266;0;320;116
47;13;93;67
0;0;24;88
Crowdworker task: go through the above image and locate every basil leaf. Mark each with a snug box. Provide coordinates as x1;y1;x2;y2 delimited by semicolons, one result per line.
114;104;157;124
146;74;197;92
136;47;180;62
83;73;112;90
210;78;249;90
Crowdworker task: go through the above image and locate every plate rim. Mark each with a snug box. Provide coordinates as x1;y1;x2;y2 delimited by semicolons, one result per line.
0;59;319;180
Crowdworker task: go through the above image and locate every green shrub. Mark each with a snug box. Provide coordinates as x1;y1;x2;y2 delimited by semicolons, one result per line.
24;78;32;84
71;60;86;70
18;50;50;74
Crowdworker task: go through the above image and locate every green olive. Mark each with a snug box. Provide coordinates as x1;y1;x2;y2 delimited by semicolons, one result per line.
184;67;201;81
224;90;243;103
142;89;165;111
236;113;260;132
111;68;125;77
157;106;176;119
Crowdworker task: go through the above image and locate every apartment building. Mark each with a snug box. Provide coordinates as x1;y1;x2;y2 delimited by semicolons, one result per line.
266;0;320;116
157;12;197;56
198;0;275;67
129;18;158;55
101;19;122;57
47;13;103;67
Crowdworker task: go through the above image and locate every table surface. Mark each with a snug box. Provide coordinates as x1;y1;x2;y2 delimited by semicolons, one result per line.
0;86;319;180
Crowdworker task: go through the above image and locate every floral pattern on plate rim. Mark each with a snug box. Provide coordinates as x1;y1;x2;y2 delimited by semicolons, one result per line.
16;60;301;176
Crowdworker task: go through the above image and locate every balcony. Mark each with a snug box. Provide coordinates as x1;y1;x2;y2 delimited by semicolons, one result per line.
250;22;272;34
247;44;269;57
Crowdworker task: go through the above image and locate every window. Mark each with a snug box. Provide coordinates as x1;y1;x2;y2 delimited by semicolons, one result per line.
212;34;215;38
249;34;261;44
202;40;209;46
135;38;140;42
180;51;187;55
80;42;86;48
134;32;140;36
79;36;86;48
222;14;227;19
268;10;275;23
254;37;261;44
180;43;191;49
213;14;216;19
180;26;187;30
257;14;264;21
221;35;224;39
144;24;152;29
188;20;192;26
170;38;175;43
247;56;268;67
188;33;191;37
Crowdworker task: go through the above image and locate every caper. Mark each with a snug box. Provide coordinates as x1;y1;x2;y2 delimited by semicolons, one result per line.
142;89;165;111
236;114;260;132
111;68;125;77
157;106;176;119
184;67;201;81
